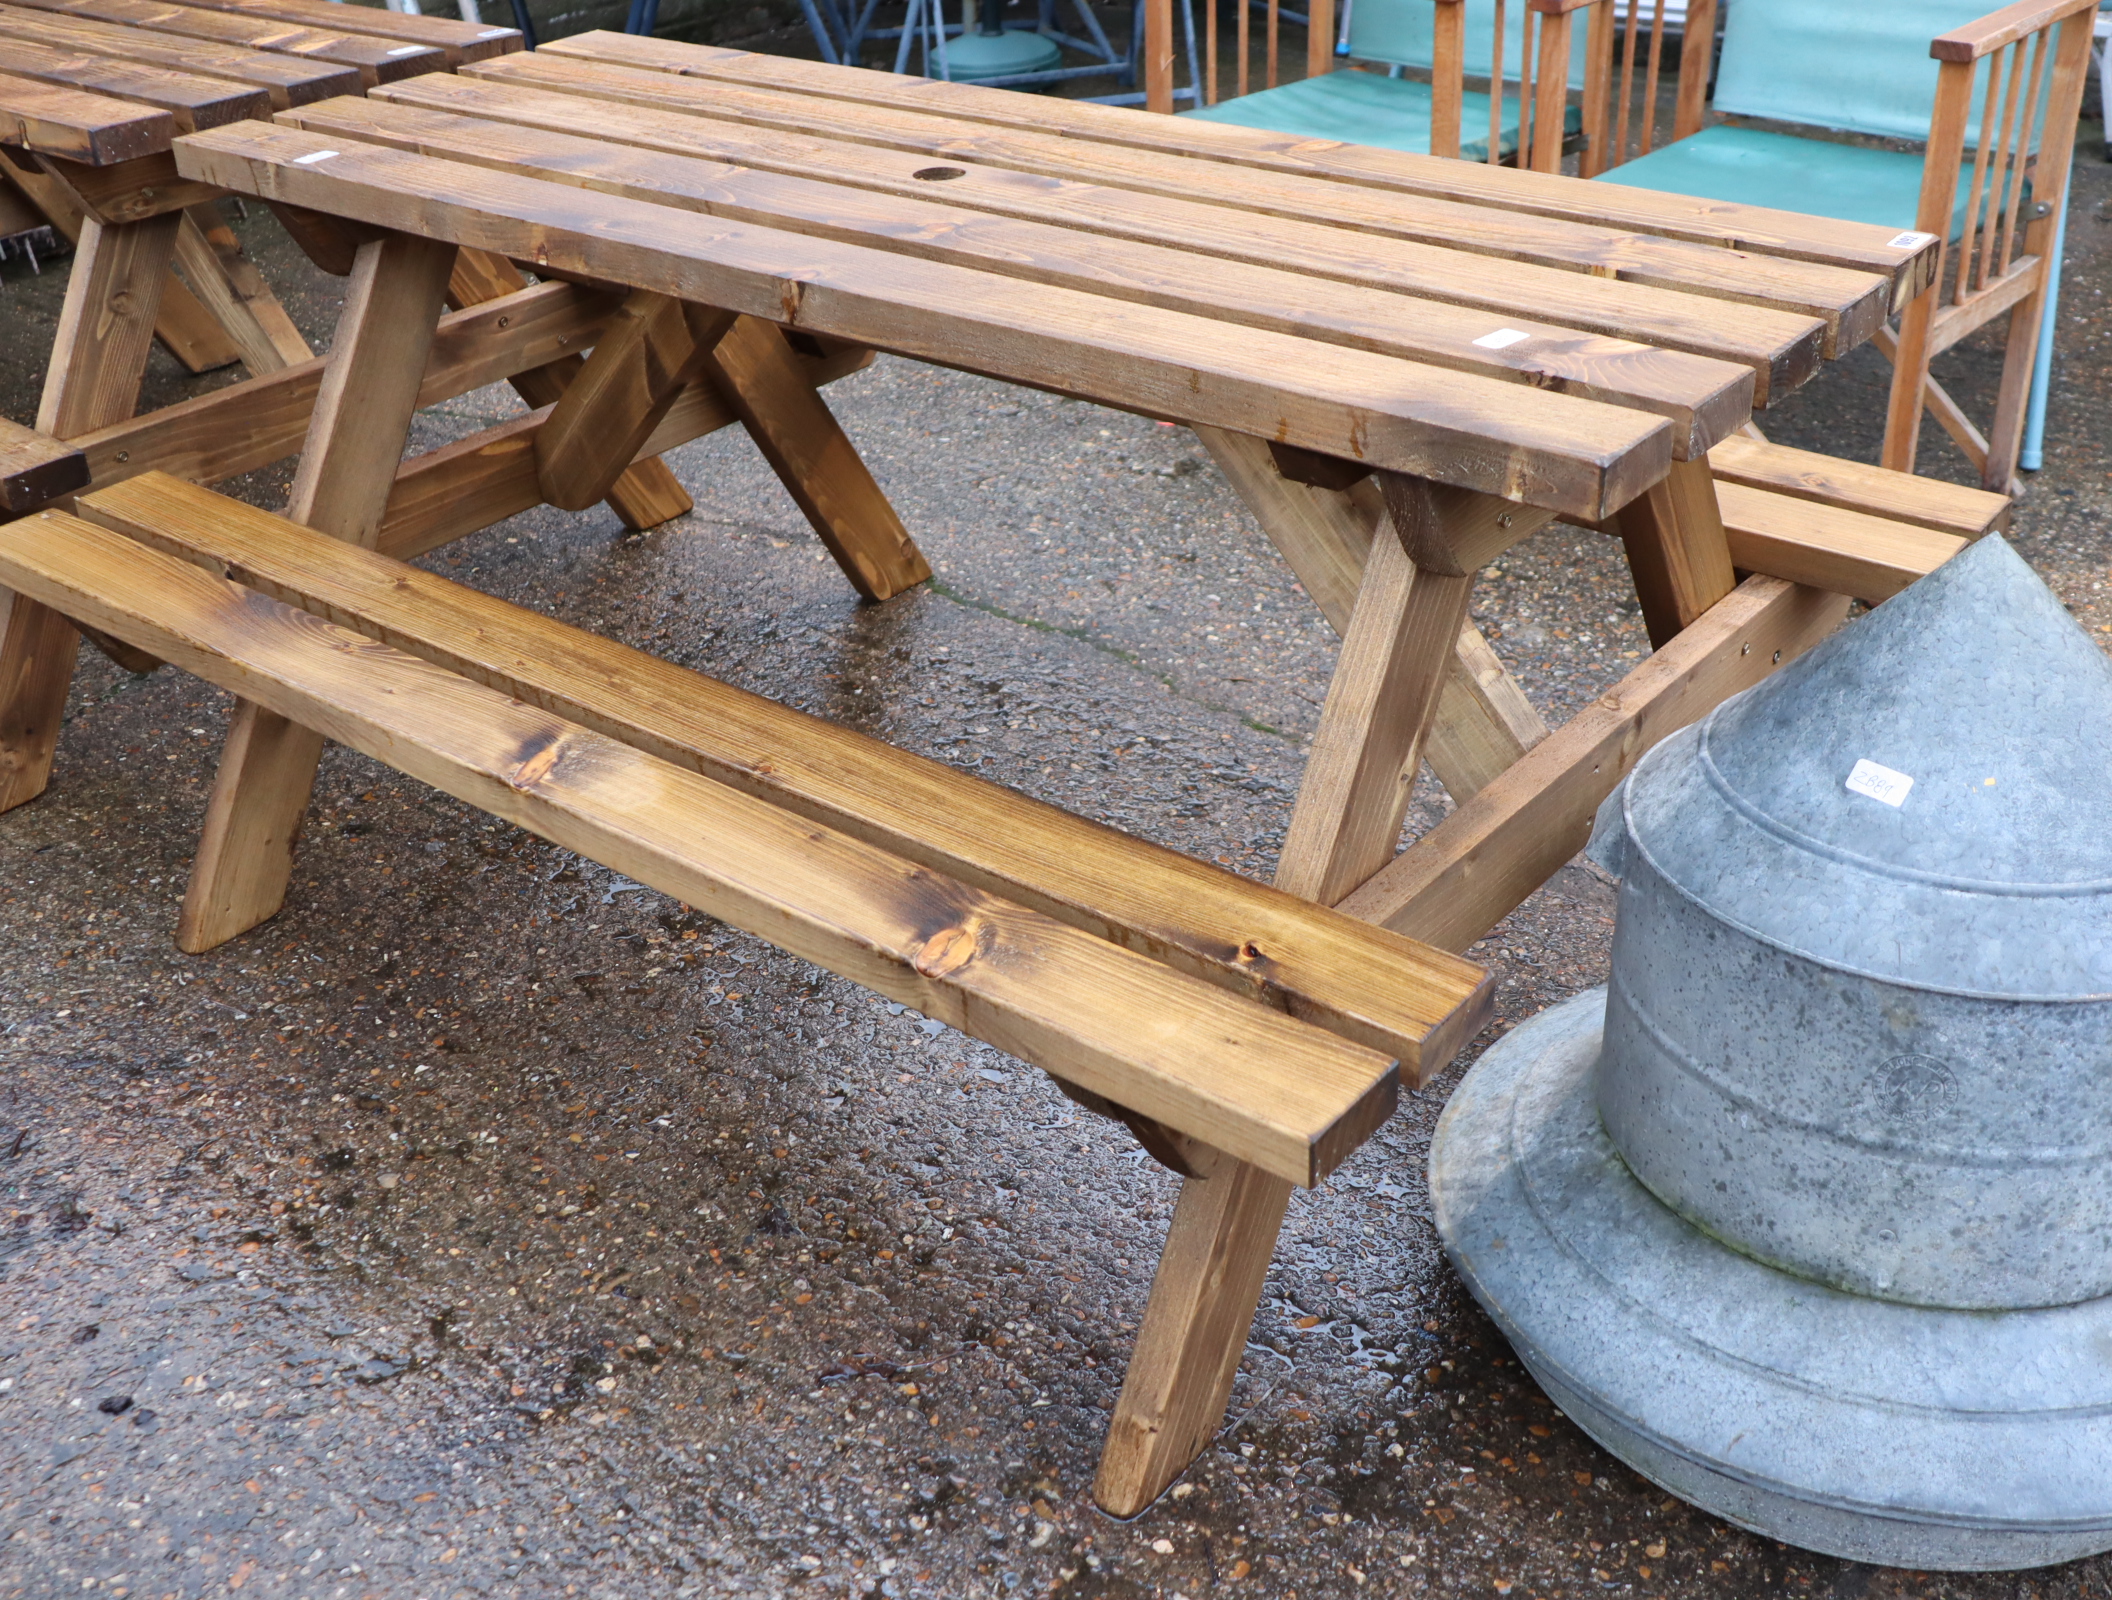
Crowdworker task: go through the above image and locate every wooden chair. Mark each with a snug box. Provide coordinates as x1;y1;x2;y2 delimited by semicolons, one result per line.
1585;0;2100;491
1183;0;1594;170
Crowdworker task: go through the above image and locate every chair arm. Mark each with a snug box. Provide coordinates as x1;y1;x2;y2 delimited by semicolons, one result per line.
1932;0;2098;62
1672;0;1717;141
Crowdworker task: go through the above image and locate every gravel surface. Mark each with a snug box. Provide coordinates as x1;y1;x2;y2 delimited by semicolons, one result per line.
1;135;2109;1600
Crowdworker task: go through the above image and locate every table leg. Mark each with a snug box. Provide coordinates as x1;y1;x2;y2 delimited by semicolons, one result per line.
447;250;695;531
1195;426;1548;804
179;231;457;954
1095;1151;1292;1516
702;314;931;602
1274;474;1548;907
1609;454;1737;648
3;158;240;375
0;207;181;812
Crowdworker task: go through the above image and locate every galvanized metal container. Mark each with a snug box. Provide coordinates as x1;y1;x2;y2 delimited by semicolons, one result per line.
1586;534;2112;1309
1429;534;2112;1567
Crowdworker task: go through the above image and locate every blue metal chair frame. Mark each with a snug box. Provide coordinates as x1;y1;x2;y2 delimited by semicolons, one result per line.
798;0;1200;102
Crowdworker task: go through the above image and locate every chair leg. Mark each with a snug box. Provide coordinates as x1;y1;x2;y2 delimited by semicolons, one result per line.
1881;289;1939;476
1983;220;2056;494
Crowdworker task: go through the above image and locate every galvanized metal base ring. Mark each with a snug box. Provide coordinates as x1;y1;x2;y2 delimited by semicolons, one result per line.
1429;988;2112;1571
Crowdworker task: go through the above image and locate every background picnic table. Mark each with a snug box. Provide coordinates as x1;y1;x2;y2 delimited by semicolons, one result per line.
0;73;2109;1600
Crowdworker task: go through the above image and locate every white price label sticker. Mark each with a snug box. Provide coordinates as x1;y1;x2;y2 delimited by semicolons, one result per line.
477;26;512;34
292;149;340;165
1846;758;1914;807
1888;230;1936;250
1473;327;1533;350
387;44;425;54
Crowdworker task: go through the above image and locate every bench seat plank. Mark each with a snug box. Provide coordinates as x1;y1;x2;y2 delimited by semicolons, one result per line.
173;122;1674;520
541;34;1937;300
0;67;172;160
1715;480;1968;602
0;4;363;108
303;93;1754;453
4;0;448;88
508;40;1902;350
1;505;1429;1187
1709;434;2011;538
77;470;1496;1079
359;78;1814;413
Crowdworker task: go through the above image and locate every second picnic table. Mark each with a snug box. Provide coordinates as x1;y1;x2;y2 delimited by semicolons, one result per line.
0;30;2003;1515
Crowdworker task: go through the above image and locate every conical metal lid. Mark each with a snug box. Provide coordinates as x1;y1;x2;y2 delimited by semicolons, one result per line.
1601;535;2112;1000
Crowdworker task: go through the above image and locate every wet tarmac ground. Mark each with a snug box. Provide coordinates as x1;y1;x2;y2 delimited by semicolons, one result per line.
3;135;2112;1600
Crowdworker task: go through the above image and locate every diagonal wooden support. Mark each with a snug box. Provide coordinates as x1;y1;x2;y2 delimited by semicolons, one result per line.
447;249;694;531
702;314;930;602
1609;453;1738;648
171;201;313;376
0;205;181;812
1196;425;1548;804
179;229;457;954
535;288;736;513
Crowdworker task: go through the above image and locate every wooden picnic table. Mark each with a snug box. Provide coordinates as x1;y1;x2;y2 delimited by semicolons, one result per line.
0;0;517;409
0;32;2004;1517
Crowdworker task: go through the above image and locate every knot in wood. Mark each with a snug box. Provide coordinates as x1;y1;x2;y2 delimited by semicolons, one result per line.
913;921;985;980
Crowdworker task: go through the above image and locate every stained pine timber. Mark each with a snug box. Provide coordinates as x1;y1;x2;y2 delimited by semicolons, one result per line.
0;419;89;517
172;123;1676;521
0;69;172;162
0;5;364;109
0;34;265;127
309;90;1768;438
541;36;1936;304
157;0;519;65
498;41;1903;352
1714;483;1970;604
0;506;1453;1189
79;471;1494;1076
368;75;1830;403
1;0;445;86
1338;577;1855;952
1708;435;2011;538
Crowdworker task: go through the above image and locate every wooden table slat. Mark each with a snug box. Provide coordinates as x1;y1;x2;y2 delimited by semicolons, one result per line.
2;0;448;87
542;32;1941;302
173;120;1676;518
161;0;519;65
306;94;1755;455
373;73;1824;408
0;33;265;126
472;49;1894;359
0;3;362;106
0;66;172;160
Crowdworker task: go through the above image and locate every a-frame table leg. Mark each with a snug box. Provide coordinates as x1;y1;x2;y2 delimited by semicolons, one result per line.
1095;1151;1293;1517
1196;426;1548;805
1608;454;1737;648
1095;471;1545;1514
179;230;458;954
0;206;182;812
172;202;314;377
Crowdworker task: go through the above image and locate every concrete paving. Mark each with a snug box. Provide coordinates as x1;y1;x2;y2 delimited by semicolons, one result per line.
1;139;2110;1600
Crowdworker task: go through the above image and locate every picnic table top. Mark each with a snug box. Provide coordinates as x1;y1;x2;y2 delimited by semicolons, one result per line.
170;32;1935;522
0;0;517;163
